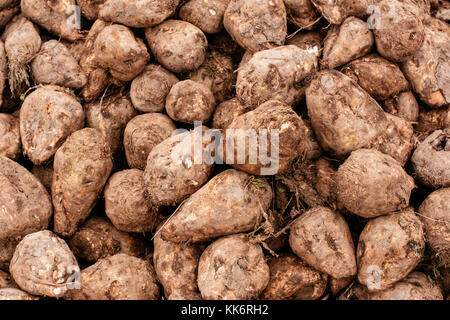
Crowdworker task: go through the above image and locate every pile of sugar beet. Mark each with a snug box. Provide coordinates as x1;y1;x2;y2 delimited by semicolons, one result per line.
0;0;449;301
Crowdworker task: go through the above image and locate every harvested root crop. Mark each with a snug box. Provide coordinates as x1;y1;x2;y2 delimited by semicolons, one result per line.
93;24;149;82
52;128;113;237
104;169;159;233
411;129;450;188
418;188;450;267
224;0;287;53
373;0;425;62
153;232;201;299
86;93;137;162
197;234;270;300
321;16;374;70
261;253;328;300
401;18;450;108
289;207;357;279
143;126;215;207
9;230;78;298
0;156;52;270
21;0;83;41
124;113;176;170
20;86;84;165
357;210;425;291
146;20;208;73
336;149;415;218
236;45;318;108
179;0;230;34
2;15;41;95
0;113;20;160
69;216;145;262
226;100;308;175
165;80;216;124
31;40;87;88
65;253;160;300
99;0;180;28
341;54;409;101
305;70;388;159
160;169;272;243
130;64;179;113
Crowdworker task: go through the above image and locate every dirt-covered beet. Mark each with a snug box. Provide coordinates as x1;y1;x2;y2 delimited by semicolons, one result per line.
160;169;272;243
418;188;449;267
130;64;179;113
224;0;287;53
69;217;145;263
2;15;41;95
10;231;78;298
0;156;53;270
146;20;208;73
31;40;87;88
99;0;180;28
86;93;137;162
261;253;328;300
165;80;216;124
179;0;230;34
321;16;374;70
21;0;83;41
20;86;85;165
104;169;159;233
124;113;176;170
65;254;160;300
226;100;308;175
306;70;388;159
373;0;425;62
336;149;415;218
78;20;110;102
153;232;201;299
236;45;318;108
197;234;270;300
342;54;409;101
401;18;450;108
357;210;425;291
289;207;357;279
411;129;450;188
93;24;149;82
52;128;113;237
143;127;215;207
0;113;20;160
